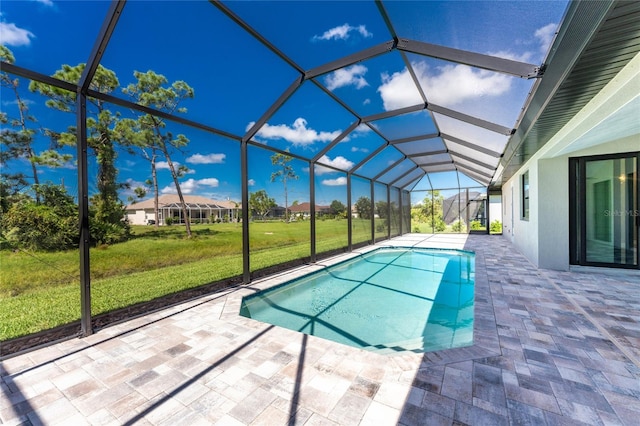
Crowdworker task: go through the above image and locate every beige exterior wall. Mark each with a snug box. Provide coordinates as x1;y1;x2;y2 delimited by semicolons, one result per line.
127;210;150;226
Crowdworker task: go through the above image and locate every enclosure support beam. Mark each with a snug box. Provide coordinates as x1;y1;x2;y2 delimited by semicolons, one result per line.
449;151;497;172
390;133;439;145
456;165;492;187
441;133;503;158
311;120;361;164
362;103;425;123
0;62;76;92
389;165;419;187
306;41;395;79
77;94;92;337
243;76;303;143
397;38;541;78
399;191;403;236
407;173;425;192
456;163;494;179
241;141;250;283
373;156;406;181
75;0;126;337
87;90;238;142
407;149;448;158
429;103;513;136
414;160;454;168
310;162;316;263
465;188;470;230
350;142;389;176
347;174;353;252
370;181;375;243
211;0;304;74
386;185;391;240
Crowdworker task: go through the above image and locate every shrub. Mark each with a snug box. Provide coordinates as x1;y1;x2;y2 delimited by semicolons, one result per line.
451;219;466;233
89;218;130;246
165;217;174;226
2;200;79;251
470;220;482;230
0;184;82;251
490;220;502;234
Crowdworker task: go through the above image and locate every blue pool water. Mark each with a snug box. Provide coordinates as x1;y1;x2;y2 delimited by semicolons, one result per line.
240;247;475;354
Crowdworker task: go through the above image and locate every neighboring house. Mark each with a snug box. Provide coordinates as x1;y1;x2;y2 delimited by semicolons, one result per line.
287;202;331;219
351;205;358;218
125;194;239;225
261;206;285;220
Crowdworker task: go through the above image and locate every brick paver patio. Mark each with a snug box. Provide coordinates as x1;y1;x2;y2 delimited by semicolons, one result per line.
1;234;639;425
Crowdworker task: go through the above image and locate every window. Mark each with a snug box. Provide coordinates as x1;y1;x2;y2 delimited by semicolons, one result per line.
521;171;529;220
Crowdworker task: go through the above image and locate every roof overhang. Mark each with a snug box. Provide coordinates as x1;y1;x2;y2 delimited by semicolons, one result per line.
492;0;640;189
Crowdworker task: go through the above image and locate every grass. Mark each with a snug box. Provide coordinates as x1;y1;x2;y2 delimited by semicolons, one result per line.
0;219;371;340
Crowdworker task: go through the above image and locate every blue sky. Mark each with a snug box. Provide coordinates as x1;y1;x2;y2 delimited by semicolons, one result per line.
1;0;569;207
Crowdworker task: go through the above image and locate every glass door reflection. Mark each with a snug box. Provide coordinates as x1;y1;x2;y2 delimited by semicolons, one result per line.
584;156;638;266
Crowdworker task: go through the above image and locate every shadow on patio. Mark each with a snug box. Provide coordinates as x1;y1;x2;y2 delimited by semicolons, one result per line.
1;235;639;425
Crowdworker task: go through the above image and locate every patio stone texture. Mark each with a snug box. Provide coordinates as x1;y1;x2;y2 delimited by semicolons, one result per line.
1;234;639;425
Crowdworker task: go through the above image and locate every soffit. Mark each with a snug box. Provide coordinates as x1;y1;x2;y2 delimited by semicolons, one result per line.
495;0;640;189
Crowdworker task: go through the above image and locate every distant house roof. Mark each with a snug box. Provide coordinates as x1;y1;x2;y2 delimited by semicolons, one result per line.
287;202;330;213
125;194;237;211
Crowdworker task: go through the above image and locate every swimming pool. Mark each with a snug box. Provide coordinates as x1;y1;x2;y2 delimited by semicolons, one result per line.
240;247;474;354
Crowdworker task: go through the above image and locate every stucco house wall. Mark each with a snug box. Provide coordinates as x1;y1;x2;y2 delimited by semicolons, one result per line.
502;52;640;270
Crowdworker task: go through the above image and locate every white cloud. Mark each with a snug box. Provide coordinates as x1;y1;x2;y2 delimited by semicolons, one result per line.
249;117;342;147
490;23;558;63
377;68;423;111
122;178;148;199
197;178;219;186
312;24;372;42
375;25;559;111
324;64;369;91
156;161;173;170
352;123;372;136
341;123;372;143
378;61;511;110
160;178;219;195
363;98;371;105
156;160;195;174
2;98;35;107
186;153;226;164
422;63;511;106
322;176;347;186
0;21;35;46
316;155;354;175
535;23;557;57
125;178;146;188
33;0;54;6
248;179;255;186
351;147;369;153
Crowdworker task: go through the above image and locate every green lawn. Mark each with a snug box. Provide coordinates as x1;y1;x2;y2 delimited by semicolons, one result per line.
0;219;369;340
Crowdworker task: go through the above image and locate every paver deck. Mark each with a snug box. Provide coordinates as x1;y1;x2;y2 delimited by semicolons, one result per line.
2;234;639;425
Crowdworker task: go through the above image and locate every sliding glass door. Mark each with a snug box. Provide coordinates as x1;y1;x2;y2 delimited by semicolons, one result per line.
570;152;639;268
